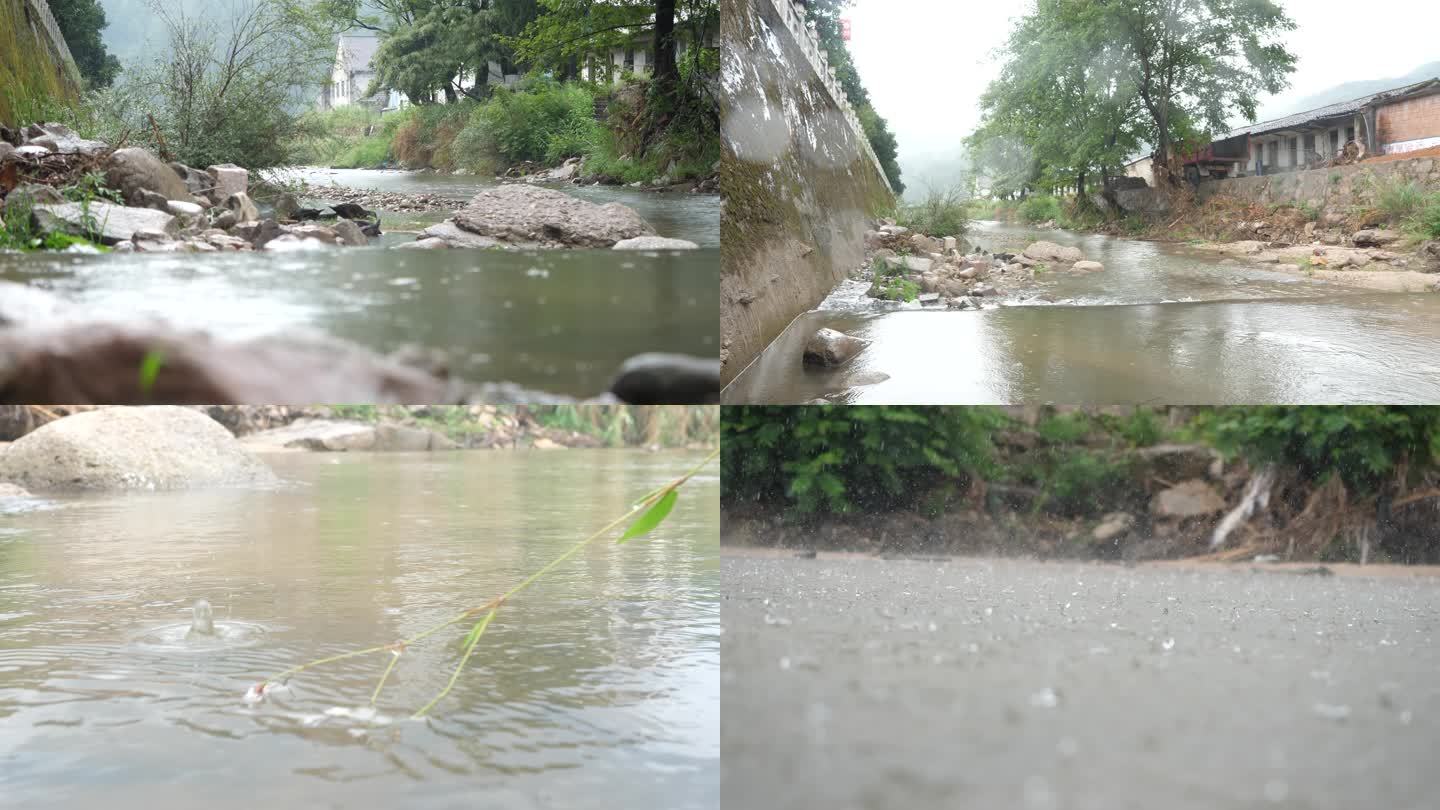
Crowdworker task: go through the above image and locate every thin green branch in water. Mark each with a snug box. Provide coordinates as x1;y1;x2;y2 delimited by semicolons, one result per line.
249;447;718;715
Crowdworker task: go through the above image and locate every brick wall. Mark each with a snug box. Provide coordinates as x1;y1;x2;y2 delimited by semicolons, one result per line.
1377;92;1440;146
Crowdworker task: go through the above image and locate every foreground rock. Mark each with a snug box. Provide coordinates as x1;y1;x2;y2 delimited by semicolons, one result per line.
32;201;177;245
1022;241;1084;265
803;328;869;367
609;353;720;403
613;236;700;250
411;220;501;249
241;419;459;452
0;406;278;491
447;185;656;248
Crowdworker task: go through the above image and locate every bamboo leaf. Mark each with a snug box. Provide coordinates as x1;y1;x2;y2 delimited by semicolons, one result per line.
139;349;165;395
617;489;678;544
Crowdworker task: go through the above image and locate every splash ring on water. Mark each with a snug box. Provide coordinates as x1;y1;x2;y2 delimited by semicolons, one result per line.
130;621;269;650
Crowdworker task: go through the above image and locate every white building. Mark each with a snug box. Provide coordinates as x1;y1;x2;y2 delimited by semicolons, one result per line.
317;35;406;111
579;28;719;84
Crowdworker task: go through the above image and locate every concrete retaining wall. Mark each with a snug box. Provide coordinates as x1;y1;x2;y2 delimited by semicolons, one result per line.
1196;154;1440;214
24;0;82;87
719;0;895;387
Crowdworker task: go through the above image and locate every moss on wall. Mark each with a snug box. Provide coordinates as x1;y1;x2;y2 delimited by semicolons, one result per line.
719;0;895;386
0;0;81;127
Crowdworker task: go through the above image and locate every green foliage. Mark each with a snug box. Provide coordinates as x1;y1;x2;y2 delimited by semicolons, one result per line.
1370;173;1425;221
875;276;920;302
1297;200;1321;222
897;187;970;238
1019;194;1062;224
48;0;121;89
90;0;335;170
1198;406;1440;494
617;488;678;544
1411;193;1440;240
971;0;1296;191
453;79;597;167
722;406;1002;515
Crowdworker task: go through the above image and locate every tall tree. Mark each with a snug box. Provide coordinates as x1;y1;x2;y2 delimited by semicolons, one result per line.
49;0;122;88
975;0;1296;190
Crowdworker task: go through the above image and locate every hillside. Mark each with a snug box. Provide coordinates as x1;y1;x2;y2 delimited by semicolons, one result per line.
1254;61;1440;122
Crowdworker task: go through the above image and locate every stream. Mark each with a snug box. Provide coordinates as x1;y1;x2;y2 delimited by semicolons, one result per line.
1;170;720;398
723;221;1440;403
0;450;719;809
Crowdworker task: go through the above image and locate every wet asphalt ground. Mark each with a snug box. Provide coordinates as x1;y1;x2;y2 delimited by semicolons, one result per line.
722;553;1440;810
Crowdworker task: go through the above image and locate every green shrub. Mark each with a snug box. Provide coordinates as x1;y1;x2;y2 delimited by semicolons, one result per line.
453;80;597;170
1369;173;1425;222
875;276;920;302
1019;194;1062;224
1198;406;1440;493
722;406;1002;515
898;187;970;237
1297;201;1321;222
1406;192;1440;239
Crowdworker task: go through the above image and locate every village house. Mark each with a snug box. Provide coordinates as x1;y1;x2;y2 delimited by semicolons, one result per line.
317;35;405;112
579;28;720;84
1124;76;1440;186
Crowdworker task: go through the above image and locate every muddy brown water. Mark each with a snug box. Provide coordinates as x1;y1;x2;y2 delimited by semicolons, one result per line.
722;221;1440;403
0;450;719;809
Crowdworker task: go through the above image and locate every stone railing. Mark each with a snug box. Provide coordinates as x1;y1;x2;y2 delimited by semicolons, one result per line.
763;0;894;194
25;0;83;86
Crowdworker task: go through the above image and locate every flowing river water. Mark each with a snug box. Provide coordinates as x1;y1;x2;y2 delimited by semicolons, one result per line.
0;450;719;809
0;170;719;398
722;221;1440;404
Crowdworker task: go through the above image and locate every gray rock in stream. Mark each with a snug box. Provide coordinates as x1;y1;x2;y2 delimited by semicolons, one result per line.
0;406;278;491
450;185;655;248
106;147;197;206
803;328;870;367
31;201;178;245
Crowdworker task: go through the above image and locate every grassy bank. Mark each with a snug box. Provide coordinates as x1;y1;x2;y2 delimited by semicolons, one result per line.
0;0;81;126
290;77;719;184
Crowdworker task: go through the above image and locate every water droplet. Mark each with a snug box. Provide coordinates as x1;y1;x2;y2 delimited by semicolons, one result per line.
1161;637;1175;652
1029;687;1059;708
1313;703;1351;721
779;656;792;671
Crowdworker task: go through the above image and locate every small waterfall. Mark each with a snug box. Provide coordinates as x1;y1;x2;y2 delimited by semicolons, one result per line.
1210;465;1276;549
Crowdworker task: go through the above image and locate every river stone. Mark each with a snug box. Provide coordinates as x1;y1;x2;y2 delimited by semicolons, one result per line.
1092;512;1135;543
3;183;63;223
1352;228;1400;247
613;236;700;250
206;164;248;201
609;353;719;403
0;482;33;498
32;201;178;245
1022;241;1083;264
0;406;278;491
418;220;501;249
0;142;14;162
241;419;458;452
106;147;194;206
451;185;656;248
1071;260;1104;272
1150;479;1226;518
14;144;52;158
1136;444;1222;482
331;218;367;247
166;199;204;217
223;192;260;223
803;328;869;367
26;123;107;156
394;237;451;250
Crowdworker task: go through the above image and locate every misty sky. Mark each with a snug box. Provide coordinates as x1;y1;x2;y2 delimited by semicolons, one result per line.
843;0;1440;180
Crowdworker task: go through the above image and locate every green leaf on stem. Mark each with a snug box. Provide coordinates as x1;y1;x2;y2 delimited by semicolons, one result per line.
618;489;678;544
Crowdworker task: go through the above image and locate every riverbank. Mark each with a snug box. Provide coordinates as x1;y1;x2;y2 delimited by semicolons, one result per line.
294;78;719;194
0;404;719;452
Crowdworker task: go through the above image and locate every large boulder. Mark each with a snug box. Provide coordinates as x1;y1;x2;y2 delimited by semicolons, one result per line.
450;185;656;248
0;406;278;491
331;218;368;247
222;192;260;224
241;419;458;452
1071;260;1104;272
608;353;719;403
106;147;195;206
1419;240;1440;272
803;327;869;367
1352;228;1401;247
1022;241;1083;264
31;201;178;245
3;183;63;222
